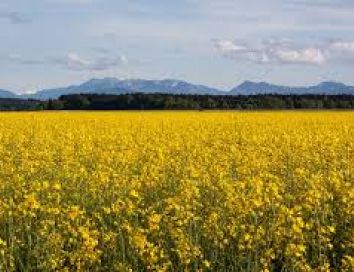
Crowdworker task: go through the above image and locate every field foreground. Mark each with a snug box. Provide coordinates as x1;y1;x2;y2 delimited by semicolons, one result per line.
0;111;353;271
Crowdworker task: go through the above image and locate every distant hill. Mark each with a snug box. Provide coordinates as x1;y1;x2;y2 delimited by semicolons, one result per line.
114;79;223;95
0;89;18;99
28;78;224;100
2;79;354;100
26;79;131;100
231;81;354;95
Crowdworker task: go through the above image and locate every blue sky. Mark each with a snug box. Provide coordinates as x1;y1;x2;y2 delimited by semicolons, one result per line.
1;0;354;93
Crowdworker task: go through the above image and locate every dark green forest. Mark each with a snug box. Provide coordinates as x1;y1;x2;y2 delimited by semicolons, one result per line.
52;93;354;110
0;93;353;111
0;98;44;111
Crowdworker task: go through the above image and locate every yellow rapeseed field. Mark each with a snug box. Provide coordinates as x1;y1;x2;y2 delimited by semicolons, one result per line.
0;111;353;271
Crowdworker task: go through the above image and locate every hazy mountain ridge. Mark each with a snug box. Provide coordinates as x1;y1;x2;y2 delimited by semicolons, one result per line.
0;89;18;99
230;81;354;95
24;78;223;100
1;79;354;99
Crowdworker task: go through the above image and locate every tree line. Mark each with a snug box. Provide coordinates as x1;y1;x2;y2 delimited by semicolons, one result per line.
52;93;354;110
0;93;353;111
0;98;43;111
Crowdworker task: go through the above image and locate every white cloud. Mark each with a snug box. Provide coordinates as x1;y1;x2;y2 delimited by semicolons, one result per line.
6;52;128;71
214;40;248;53
63;53;128;71
329;40;354;52
213;39;270;64
67;53;90;69
276;48;326;65
214;38;327;65
326;40;354;63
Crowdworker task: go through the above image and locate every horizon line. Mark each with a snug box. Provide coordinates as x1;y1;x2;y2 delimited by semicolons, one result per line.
2;77;353;95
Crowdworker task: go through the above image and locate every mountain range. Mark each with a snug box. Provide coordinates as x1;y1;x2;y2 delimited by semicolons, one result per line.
1;78;354;99
0;89;19;99
231;81;354;95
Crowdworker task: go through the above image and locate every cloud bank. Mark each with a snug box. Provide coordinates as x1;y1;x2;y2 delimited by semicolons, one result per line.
6;52;128;72
61;53;128;71
214;38;354;65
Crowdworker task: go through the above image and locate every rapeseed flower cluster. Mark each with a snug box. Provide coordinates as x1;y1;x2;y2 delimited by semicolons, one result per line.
0;111;353;271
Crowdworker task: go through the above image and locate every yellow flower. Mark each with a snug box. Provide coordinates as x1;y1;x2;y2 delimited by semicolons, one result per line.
68;206;82;220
